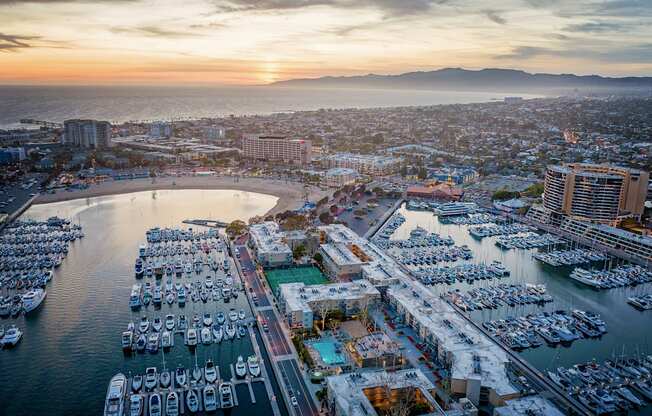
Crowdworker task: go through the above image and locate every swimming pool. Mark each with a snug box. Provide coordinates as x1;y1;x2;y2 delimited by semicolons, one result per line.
312;341;346;365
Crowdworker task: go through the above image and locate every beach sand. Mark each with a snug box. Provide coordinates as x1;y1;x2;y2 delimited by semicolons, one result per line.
34;176;329;216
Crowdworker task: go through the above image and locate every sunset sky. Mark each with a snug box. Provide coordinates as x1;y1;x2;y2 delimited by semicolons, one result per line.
1;0;651;85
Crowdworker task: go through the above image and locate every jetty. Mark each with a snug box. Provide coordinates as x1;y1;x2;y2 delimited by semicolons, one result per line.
182;219;228;228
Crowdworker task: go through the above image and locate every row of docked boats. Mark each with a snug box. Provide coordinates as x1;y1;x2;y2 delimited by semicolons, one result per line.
483;309;607;350
129;276;238;309
135;253;231;279
627;294;652;310
445;283;552;311
123;309;248;352
373;212;405;240
439;212;505;225
412;261;509;285
569;265;652;289
145;227;219;244
374;226;455;249
139;236;226;260
533;247;609;267
0;287;47;318
548;356;652;414
469;223;533;239
495;232;564;250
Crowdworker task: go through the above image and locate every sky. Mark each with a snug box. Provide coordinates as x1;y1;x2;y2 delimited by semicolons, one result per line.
0;0;651;85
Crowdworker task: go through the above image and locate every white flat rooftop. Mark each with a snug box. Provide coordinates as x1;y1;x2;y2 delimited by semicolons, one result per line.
249;222;292;256
494;396;565;416
279;280;379;314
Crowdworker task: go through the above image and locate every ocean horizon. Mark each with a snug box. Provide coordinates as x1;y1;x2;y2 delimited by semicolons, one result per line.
0;85;541;129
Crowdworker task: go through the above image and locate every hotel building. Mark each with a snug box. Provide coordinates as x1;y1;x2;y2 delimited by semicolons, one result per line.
543;163;649;225
63;119;112;149
242;135;311;165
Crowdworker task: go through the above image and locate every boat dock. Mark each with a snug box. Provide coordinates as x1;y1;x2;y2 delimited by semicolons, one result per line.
444;283;553;311
182;219;228;228
533;248;610;267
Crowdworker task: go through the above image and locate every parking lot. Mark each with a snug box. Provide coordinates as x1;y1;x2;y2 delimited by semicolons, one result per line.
0;173;46;219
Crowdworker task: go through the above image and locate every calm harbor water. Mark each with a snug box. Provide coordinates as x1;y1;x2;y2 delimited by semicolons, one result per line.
392;204;652;377
0;85;540;128
0;189;283;416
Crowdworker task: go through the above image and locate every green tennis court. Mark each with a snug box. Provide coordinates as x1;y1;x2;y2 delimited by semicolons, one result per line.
265;266;328;293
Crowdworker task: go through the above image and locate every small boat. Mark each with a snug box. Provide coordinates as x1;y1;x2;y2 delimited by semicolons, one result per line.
178;315;187;330
121;331;133;351
147;333;159;353
185;389;199;413
103;373;126;416
203;313;213;327
225;324;236;340
238;309;245;320
192;366;203;383
247;355;261;377
152;317;163;332
148;393;162;416
161;331;173;348
185;328;198;346
165;314;175;331
235;355;247;378
138;316;150;333
159;370;171;388
203;386;218;412
166;292;175;305
219;382;234;408
174;367;187;387
1;325;22;347
204;359;218;383
135;334;146;352
131;374;143;392
228;309;238;322
238;325;246;338
212;324;223;343
144;367;158;391
129;394;144;416
216;312;225;324
165;391;179;416
201;327;212;345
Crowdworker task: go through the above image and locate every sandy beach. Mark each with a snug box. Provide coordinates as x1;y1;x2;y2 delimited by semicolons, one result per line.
34;176;329;216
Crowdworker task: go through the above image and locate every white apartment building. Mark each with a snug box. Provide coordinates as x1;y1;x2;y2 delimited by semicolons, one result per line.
278;280;380;329
242;135;312;165
248;222;293;268
63;119;112;148
323;167;358;187
322;153;402;176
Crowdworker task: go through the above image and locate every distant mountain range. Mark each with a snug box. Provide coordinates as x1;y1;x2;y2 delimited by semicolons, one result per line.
270;68;652;92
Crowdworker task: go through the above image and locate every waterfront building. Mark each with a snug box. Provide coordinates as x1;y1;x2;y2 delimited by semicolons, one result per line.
387;279;520;407
319;224;408;287
322;153;401;176
242;135;311;165
323;167;358;187
63;119;112;149
319;243;366;280
493;396;564;416
248;222;293;268
543;163;649;225
277;280;380;329
406;182;463;201
326;369;445;416
149;121;172;138
347;332;404;369
0;147;26;164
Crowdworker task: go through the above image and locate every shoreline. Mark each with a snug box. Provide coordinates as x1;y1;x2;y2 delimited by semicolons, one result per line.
34;176;328;217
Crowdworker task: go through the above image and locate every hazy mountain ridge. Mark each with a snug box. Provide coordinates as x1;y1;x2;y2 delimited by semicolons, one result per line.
270;68;652;92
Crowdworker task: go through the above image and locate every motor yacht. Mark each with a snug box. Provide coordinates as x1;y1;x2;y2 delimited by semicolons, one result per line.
144;367;158;391
203;386;217;412
121;331;133;351
212;324;223;343
147;333;159;353
235;356;247;378
201;327;212;345
103;373;126;416
22;288;46;313
161;331;173;348
138;316;150;333
229;309;238;322
129;394;144;416
152;317;163;332
225;324;236;339
203;313;213;326
247;355;261;377
204;359;218;383
216;312;225;324
148;393;162;416
238;309;245;320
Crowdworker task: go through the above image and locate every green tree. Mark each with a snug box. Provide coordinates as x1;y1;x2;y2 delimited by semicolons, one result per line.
225;220;247;238
293;244;306;260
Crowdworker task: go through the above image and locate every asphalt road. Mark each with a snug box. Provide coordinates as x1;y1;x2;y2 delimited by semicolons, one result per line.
235;241;318;416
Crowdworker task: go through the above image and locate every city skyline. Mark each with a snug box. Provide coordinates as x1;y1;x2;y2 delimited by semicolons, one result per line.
1;0;652;85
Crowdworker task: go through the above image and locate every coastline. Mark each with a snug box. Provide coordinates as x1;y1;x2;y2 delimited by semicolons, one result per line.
34;176;328;217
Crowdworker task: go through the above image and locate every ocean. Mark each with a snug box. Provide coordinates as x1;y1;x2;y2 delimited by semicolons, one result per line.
0;85;540;128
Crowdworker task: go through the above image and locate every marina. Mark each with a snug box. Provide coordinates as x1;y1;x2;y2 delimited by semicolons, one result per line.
549;356;652;414
533;247;610;267
0;189;283;416
569;265;652;289
410;261;509;285
444;283;553;311
482;308;607;351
